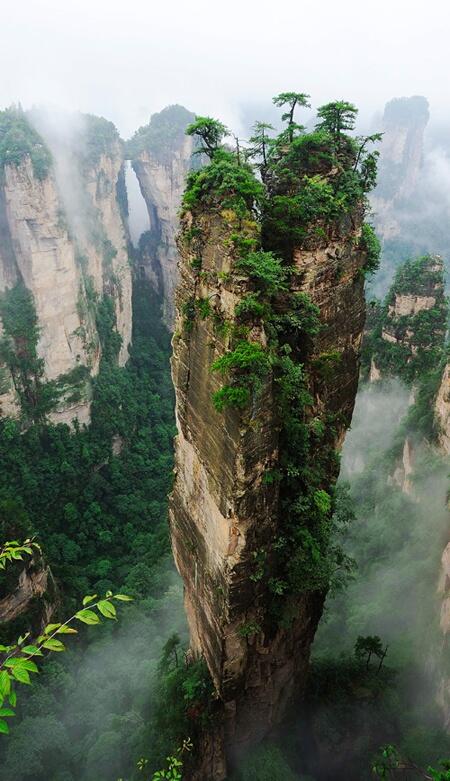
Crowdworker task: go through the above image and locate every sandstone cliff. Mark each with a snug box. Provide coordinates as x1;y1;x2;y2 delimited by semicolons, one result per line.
169;115;376;777
364;254;445;388
371;95;429;241
128;105;195;327
0;108;132;424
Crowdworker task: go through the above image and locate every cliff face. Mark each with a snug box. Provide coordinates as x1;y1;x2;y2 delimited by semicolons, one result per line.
435;363;450;454
0;110;132;424
364;254;446;386
170;197;368;775
371;96;429;241
128;105;195;327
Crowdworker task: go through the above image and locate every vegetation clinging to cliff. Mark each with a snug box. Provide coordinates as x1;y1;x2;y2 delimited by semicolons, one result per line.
362;255;447;403
126;104;195;165
0;107;51;180
180;94;380;608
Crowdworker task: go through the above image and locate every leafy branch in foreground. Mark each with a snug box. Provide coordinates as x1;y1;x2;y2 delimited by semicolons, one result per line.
0;540;132;734
0;539;41;570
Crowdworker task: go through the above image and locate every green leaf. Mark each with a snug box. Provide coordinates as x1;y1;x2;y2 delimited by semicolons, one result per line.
0;719;9;734
21;645;43;656
82;594;97;606
75;609;101;625
0;708;15;717
44;623;61;634
0;671;10;698
12;667;30;685
113;594;133;602
8;691;16;708
56;626;77;634
42;639;65;652
15;660;38;673
97;600;116;619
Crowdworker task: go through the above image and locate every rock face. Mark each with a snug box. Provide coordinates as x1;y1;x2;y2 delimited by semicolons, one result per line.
0;112;132;424
364;254;446;385
0;553;56;631
169;205;367;777
128;105;195;327
435;363;450;455
371;96;429;240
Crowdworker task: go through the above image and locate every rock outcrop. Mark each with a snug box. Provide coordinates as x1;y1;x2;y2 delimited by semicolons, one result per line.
0;553;56;632
128;105;195;327
371;95;429;241
170;172;370;775
0;109;132;424
363;254;446;387
435;363;450;455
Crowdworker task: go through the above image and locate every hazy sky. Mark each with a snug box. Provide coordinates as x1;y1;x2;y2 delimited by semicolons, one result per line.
1;0;449;137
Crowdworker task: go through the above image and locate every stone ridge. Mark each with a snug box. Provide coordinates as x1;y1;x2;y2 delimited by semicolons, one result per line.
169;203;367;777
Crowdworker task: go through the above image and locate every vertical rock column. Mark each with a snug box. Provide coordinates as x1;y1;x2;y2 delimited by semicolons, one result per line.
169;203;368;776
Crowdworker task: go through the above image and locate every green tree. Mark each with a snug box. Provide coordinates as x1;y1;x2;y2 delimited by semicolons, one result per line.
185;117;229;158
315;100;358;138
247;121;275;181
354;635;387;671
272;92;311;142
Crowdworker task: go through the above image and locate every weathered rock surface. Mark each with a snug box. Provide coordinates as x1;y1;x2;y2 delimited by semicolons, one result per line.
435;363;450;455
169;208;367;777
0;129;132;424
371;95;429;240
129;106;195;327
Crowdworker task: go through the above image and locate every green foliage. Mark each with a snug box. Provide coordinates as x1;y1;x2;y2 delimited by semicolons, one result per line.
363;256;447;407
211;340;271;411
211;385;250;412
247;121;275;180
354;635;387;669
0;278;174;608
272;92;311;143
0;539;41;571
151;754;183;780
179;92;380;617
360;223;381;274
392;255;443;297
234;294;267;320
372;744;450;780
0;284;60;423
0;107;51;179
126;105;195;165
80;115;120;168
235;250;289;294
315;100;358;137
183;149;263;219
185;116;229;158
143;636;215;774
0;534;131;735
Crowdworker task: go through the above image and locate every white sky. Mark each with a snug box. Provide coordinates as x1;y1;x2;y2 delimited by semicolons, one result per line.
1;0;449;137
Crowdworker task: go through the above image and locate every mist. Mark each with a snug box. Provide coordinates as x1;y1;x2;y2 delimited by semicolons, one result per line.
1;0;450;137
0;568;187;781
318;379;449;657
